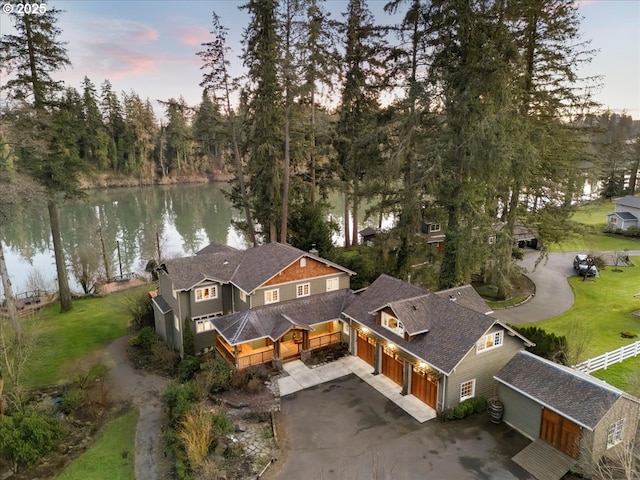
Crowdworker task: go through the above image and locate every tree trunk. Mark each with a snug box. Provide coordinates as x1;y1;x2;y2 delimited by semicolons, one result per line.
48;198;73;312
351;184;359;247
0;241;21;342
280;104;291;244
344;186;351;249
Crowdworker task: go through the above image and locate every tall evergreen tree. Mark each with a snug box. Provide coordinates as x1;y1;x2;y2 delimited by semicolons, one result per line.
241;0;284;242
198;11;257;246
100;80;126;172
1;6;78;311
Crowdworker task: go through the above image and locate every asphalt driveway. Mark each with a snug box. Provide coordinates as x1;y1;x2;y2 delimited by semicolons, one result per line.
271;375;534;480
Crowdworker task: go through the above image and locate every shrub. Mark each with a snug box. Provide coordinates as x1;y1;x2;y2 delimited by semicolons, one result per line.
176;356;202;383
121;290;154;330
165;382;200;426
210;411;234;436
183;317;195;357
61;389;83;414
0;411;65;472
444;397;487;421
230;364;268;392
152;341;179;375
203;356;233;394
511;325;567;363
177;403;215;470
129;326;159;350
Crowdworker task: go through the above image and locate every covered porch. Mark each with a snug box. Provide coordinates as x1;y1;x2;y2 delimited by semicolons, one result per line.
216;320;344;369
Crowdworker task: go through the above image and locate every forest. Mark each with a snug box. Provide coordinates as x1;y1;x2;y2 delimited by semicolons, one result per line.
1;0;639;320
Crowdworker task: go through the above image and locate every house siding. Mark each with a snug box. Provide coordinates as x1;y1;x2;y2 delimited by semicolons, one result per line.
194;328;217;354
497;383;542;440
189;282;224;318
158;272;178;312
588;397;640;469
444;329;523;410
252;274;349;307
262;257;345;286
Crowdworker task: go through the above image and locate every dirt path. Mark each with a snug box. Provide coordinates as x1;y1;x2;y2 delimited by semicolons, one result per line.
105;335;171;480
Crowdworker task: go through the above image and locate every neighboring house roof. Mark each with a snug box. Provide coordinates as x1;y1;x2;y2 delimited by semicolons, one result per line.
434;285;494;315
609;211;638;221
196;242;239;256
343;274;525;374
161;242;355;294
494;351;634;431
359;226;378;237
493;220;538;241
152;295;172;314
212;289;354;345
615;195;640;209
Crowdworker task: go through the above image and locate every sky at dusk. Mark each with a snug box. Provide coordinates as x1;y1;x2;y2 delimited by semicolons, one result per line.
1;0;639;119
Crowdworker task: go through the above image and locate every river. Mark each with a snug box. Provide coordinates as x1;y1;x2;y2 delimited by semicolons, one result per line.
1;183;392;296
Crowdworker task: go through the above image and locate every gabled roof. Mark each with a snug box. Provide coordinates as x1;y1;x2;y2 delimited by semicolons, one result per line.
494;351;633;430
152;295;172;314
609;211;638;221
343;275;523;374
212;289;354;345
161;242;355;293
434;285;493;315
615;195;640;209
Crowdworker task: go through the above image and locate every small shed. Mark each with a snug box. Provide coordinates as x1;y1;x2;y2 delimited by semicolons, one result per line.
359;226;379;243
607;211;638;231
494;351;640;478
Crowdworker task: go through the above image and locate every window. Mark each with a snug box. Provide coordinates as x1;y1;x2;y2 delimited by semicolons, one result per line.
430;223;441;232
610;217;618;225
460;379;475;402
476;330;504;353
174;315;180;331
265;289;280;304
326;277;339;292
488;235;496;245
195;285;218;302
381;312;404;337
239;291;246;302
607;418;625;448
300;258;307;267
195;319;214;333
296;283;310;297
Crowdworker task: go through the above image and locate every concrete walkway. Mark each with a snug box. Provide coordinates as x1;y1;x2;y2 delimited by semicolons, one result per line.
278;357;437;423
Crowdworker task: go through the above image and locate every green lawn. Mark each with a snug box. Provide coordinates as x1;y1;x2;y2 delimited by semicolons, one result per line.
570;200;616;227
591;357;640;397
522;260;640;360
56;408;138;480
19;288;147;387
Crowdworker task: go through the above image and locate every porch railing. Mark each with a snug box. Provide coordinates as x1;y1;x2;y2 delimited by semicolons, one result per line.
309;331;342;349
239;349;274;369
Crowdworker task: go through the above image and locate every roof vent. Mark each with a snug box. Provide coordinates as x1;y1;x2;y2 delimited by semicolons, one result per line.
449;295;456;301
412;305;417;311
223;259;229;265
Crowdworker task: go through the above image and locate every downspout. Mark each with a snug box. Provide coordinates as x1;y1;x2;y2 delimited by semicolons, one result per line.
177;291;184;359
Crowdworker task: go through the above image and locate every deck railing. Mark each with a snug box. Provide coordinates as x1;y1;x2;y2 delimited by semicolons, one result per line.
238;349;274;369
573;340;640;374
309;331;342;349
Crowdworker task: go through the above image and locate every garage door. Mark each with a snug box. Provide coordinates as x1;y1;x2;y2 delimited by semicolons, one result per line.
411;369;437;409
357;332;375;366
540;408;580;459
381;350;403;386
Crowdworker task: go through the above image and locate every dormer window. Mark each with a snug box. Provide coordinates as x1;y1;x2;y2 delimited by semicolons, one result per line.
381;312;404;337
195;285;218;302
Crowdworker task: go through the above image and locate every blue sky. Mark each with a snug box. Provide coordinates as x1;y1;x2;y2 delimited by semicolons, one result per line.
1;0;639;119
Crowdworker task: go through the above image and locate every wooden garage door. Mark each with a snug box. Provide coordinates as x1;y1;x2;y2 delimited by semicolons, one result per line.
382;350;403;386
411;369;437;409
540;408;580;459
357;332;375;366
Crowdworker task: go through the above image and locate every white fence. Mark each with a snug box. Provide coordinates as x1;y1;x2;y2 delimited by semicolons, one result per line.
573;340;640;374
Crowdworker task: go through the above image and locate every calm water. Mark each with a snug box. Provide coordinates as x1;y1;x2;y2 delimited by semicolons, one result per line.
1;183;392;296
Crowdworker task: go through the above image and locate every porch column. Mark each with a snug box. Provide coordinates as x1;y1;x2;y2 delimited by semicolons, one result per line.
349;326;356;355
401;360;410;396
233;345;240;369
272;339;283;371
300;330;311;363
373;342;381;375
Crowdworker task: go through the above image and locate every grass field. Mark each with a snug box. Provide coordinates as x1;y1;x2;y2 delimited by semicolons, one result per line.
15;287;148;388
56;408;138;480
549;232;640;252
591;357;640;397
570;200;616;227
522;259;640;360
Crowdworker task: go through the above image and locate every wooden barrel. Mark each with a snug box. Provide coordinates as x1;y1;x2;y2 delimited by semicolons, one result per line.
488;400;504;424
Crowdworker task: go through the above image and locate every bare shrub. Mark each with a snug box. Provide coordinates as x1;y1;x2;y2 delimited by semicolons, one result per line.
177;403;215;469
61;351;109;388
195;457;220;480
119;290;154;330
151;341;179;375
246;377;263;394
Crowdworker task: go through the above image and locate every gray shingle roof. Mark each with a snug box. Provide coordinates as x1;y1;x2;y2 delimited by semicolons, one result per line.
343;274;501;374
152;295;172;314
162;242;354;293
611;211;638;220
615;195;640;209
494;351;623;430
212;289;354;345
434;285;493;314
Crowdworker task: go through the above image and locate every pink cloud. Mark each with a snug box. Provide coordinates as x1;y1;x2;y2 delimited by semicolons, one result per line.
134;24;159;42
173;25;210;47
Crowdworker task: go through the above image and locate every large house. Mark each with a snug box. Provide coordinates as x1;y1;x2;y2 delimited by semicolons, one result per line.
342;274;532;412
607;195;640;231
152;242;355;368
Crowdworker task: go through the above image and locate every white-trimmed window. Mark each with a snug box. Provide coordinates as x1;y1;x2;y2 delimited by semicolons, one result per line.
607;418;625;448
265;288;280;304
460;379;475;401
430;223;441;232
193;312;222;334
610;216;618;225
381;312;404;337
476;330;504;353
296;283;310;297
326;277;339;291
195;285;218;302
239;291;246;302
300;258;307;267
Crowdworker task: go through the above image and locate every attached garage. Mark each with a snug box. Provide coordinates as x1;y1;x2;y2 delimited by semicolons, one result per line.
381;348;403;386
357;331;375;366
411;368;437;409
